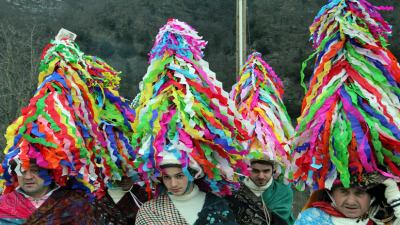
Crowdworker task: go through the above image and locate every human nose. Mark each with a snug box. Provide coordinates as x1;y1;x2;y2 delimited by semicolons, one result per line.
345;194;358;204
23;170;34;179
170;178;178;187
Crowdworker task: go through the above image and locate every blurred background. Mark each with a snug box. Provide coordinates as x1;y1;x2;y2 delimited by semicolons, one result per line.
0;0;399;215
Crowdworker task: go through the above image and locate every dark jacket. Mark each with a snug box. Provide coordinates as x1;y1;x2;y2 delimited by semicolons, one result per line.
227;183;288;225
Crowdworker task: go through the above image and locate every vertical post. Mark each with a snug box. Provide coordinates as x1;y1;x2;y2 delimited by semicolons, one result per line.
236;0;247;77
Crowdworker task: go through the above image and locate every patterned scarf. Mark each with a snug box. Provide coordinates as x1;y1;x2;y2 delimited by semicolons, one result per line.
24;188;97;225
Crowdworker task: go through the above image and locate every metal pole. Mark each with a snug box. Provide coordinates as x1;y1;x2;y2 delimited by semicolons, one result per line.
236;0;247;78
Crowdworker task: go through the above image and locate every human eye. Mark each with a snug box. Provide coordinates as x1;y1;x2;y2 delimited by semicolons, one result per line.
338;188;348;194
30;168;40;174
162;175;171;180
176;173;185;179
355;189;367;196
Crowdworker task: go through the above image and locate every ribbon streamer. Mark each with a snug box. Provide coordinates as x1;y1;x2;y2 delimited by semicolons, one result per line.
291;0;400;191
230;52;294;181
1;36;136;197
131;19;250;196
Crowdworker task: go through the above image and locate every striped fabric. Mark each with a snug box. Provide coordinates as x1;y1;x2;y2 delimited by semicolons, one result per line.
136;194;188;225
136;193;238;225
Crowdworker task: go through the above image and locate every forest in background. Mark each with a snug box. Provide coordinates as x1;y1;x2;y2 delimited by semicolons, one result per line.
0;0;399;152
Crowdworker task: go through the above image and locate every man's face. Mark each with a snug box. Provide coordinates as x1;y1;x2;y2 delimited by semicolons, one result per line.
17;164;49;198
249;162;273;187
161;167;191;196
331;186;371;218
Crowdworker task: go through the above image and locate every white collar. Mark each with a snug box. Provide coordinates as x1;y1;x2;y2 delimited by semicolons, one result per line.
17;185;60;208
332;216;370;225
243;177;273;197
168;184;201;201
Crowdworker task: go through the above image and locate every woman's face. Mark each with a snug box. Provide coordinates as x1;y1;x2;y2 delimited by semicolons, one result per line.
331;186;372;218
161;167;191;196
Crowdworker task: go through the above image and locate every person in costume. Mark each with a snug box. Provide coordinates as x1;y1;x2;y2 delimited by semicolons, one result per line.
107;176;148;224
228;159;294;225
132;18;251;225
0;28;136;224
295;176;400;225
0;160;97;225
228;52;295;225
290;0;400;224
136;154;237;225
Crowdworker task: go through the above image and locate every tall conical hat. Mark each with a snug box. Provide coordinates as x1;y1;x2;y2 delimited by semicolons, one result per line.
0;29;136;196
132;19;250;195
230;52;294;177
290;0;400;191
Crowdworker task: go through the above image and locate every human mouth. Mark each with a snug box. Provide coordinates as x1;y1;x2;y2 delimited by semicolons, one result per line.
343;206;360;214
171;189;181;193
345;206;358;210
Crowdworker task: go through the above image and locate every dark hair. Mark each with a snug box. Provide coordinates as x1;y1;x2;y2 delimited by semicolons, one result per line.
157;165;206;195
250;159;274;169
159;163;182;169
159;164;200;177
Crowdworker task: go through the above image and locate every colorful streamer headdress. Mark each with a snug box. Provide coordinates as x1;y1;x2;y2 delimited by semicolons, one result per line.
290;0;400;191
132;19;250;195
230;52;294;177
0;29;136;196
